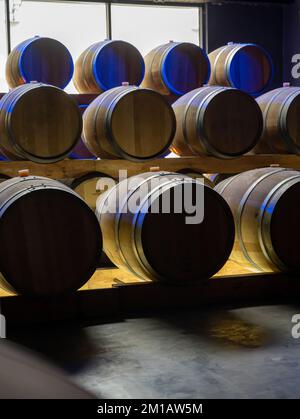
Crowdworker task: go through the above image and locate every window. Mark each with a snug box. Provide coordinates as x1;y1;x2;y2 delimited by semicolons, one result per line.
111;4;200;56
9;0;107;92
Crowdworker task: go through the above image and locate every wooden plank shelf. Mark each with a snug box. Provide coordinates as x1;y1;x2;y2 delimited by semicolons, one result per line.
0;155;300;179
1;262;299;326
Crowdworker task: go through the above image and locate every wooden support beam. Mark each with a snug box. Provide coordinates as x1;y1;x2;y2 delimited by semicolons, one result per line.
0;155;299;179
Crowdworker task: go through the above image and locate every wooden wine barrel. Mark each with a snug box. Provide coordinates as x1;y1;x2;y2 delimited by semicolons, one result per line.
215;167;300;273
96;172;234;282
171;86;263;158
208;42;274;95
0;175;102;296
6;36;73;89
176;168;214;188
83;85;176;161
141;41;210;96
62;172;116;212
73;40;145;94
0;83;82;163
204;173;235;187
69;104;96;159
254;86;300;154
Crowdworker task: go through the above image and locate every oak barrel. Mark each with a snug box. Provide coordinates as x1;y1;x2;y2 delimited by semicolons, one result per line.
204;173;235;187
254;86;300;154
6;36;73;89
0;83;82;163
171;86;263;158
83;86;176;161
0;175;102;296
63;172;116;212
208;42;273;95
73;40;145;94
69;104;96;159
141;41;210;96
96;172;234;282
176;168;214;188
215;167;300;273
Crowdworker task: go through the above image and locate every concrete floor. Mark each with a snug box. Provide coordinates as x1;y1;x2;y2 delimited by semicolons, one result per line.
8;304;300;399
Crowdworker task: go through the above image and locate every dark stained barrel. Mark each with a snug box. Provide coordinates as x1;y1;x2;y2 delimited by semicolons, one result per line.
6;36;73;89
171;86;262;158
215;168;300;273
83;86;175;161
96;172;234;282
254;86;300;154
0;83;82;163
73;40;145;94
141;42;210;96
208;43;274;96
0;175;102;296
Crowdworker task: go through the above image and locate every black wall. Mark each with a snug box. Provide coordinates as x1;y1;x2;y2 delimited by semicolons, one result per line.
206;2;284;90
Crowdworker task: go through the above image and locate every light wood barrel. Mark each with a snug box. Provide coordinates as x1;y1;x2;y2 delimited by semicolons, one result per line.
96;172;234;282
176;168;214;188
63;172;117;212
0;83;82;163
69;104;96;159
254;86;300;154
83;86;176;161
208;43;273;95
141;42;210;96
0;175;102;296
6;36;73;89
73;40;145;94
215;167;300;273
171;86;262;158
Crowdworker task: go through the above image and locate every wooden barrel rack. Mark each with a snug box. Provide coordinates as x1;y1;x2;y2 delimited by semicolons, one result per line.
0;100;300;324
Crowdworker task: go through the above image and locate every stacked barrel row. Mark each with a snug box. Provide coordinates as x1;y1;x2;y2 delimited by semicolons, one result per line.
2;82;300;162
2;36;300;161
5;37;273;97
0;165;299;297
0;170;238;296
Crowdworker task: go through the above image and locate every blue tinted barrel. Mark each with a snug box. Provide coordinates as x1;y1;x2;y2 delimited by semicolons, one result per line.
6;36;73;89
142;42;210;97
73;40;145;94
209;43;274;96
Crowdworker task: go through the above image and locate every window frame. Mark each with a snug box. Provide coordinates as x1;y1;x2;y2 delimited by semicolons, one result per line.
3;0;206;56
